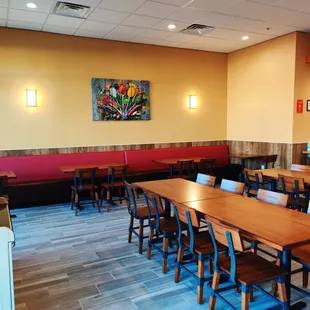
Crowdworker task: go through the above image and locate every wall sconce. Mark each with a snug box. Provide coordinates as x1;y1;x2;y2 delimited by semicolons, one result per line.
189;95;197;109
26;89;37;107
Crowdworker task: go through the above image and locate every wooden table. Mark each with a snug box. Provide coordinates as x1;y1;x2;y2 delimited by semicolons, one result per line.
184;195;310;308
230;153;265;181
58;163;126;174
0;198;12;230
134;178;235;203
0;171;16;196
153;157;215;176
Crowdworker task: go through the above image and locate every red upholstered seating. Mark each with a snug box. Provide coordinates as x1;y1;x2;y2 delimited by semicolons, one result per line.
124;145;229;174
0;151;125;185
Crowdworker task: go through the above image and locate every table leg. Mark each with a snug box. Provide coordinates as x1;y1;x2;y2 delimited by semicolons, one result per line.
240;159;245;182
270;179;277;192
169;164;174;177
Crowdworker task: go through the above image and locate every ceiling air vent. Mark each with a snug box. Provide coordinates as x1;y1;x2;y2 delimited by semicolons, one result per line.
181;24;214;36
53;1;92;19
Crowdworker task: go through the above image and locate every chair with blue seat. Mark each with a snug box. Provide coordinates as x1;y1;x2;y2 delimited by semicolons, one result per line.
173;201;226;304
144;190;187;273
196;158;216;176
169;159;194;180
244;168;266;197
206;215;288;310
71;167;99;216
220;179;245;195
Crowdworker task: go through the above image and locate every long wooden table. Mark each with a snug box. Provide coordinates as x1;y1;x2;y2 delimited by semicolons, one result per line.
134;178;235;203
153;157;215;176
134;178;310;308
58;163;126;174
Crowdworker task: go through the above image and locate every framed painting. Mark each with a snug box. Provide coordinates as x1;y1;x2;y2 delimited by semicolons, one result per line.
92;78;150;121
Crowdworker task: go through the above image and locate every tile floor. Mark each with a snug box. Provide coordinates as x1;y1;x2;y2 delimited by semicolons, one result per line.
11;199;310;310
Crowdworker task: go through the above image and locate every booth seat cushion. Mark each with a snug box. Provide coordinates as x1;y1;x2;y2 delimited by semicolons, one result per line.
0;151;125;185
124;145;229;173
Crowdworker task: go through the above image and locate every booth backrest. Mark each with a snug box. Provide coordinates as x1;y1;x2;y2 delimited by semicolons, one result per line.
0;151;125;184
124;145;229;173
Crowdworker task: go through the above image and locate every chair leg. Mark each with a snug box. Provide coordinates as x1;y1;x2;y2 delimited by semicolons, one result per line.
249;286;254;302
91;190;95;207
271;253;281;296
147;228;154;259
128;215;134;243
99;188;104;210
241;285;250;310
70;190;74;210
106;189;111;212
95;191;100;213
138;218;144;254
302;266;309;288
197;254;205;304
162;233;169;274
174;247;184;283
208;259;213;274
74;193;79;216
209;271;220;310
277;279;288;309
118;187;122;204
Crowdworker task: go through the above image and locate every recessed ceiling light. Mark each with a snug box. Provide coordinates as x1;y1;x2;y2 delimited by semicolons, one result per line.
242;35;249;41
168;24;176;30
27;3;37;9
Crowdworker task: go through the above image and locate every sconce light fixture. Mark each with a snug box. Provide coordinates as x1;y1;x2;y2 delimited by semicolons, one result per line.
189;95;197;109
26;89;37;107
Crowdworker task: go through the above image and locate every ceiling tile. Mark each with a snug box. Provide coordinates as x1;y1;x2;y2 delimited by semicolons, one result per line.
185;0;239;12
104;33;136;41
130;37;160;44
68;0;102;7
152;19;188;32
0;0;8;7
167;7;209;23
249;0;310;14
0;6;6;19
8;9;47;23
168;33;196;42
122;14;161;28
99;0;146;13
79;20;116;33
10;0;54;13
135;1;178;18
155;40;183;48
89;8;129;24
0;19;6;26
43;24;76;35
7;20;42;31
74;29;105;38
138;29;172;39
45;14;84;28
110;25;147;36
153;0;192;7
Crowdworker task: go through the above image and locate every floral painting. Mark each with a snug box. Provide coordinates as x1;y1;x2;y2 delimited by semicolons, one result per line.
92;78;150;121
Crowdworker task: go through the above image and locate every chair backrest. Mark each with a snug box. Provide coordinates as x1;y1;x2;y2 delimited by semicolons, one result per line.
257;189;288;207
107;165;127;188
173;201;199;253
198;158;216;175
278;174;305;193
244;168;263;196
261;154;278;168
176;159;194;177
206;215;244;283
74;167;97;190
220;179;245;195
290;164;310;172
143;190;164;231
196;173;216;187
124;181;139;217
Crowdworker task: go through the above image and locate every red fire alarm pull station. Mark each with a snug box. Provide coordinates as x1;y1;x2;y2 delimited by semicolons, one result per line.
297;99;303;113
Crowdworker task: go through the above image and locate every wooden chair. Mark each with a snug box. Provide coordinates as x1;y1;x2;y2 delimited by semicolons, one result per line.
100;165;127;212
290;164;310;172
144;190;186;274
257;189;289;207
206;215;288;310
278;174;309;213
261;154;278;168
197;158;216;175
125;181;167;254
244;168;264;197
220;179;245;195
173;201;225;304
170;159;194;180
196;173;216;187
71;167;99;216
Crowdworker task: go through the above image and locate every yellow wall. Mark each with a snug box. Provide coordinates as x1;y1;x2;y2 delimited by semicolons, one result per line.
0;28;227;150
293;32;310;143
227;33;296;143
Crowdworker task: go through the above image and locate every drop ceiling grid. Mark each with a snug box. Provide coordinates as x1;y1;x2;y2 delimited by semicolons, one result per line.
0;0;309;52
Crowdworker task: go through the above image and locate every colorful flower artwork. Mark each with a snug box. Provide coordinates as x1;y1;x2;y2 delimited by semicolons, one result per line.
92;78;150;121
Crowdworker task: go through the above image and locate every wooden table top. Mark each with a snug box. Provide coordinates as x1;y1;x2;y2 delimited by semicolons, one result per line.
230;153;265;159
153;157;215;165
0;171;16;179
134;178;235;203
58;163;126;174
256;168;310;184
185;195;310;251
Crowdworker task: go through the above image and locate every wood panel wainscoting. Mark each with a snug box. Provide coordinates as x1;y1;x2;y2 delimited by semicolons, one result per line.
292;143;308;165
